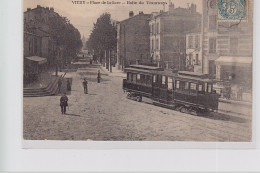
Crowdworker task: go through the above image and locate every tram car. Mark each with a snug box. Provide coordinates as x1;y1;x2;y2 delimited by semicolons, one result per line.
123;65;219;114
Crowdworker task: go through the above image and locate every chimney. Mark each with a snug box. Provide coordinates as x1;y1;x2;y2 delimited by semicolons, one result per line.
37;5;41;8
129;11;134;18
169;2;175;12
139;11;144;15
27;8;31;11
50;7;54;12
189;3;196;13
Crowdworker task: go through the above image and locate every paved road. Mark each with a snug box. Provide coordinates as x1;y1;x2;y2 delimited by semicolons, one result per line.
23;65;252;141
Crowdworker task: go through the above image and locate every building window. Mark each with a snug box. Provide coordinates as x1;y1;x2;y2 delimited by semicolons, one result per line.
157;23;159;34
33;38;38;54
151;39;154;50
230;38;238;54
188;36;193;48
195;35;199;48
153;24;155;34
209;38;216;54
195;54;199;65
156;39;159;50
188;54;193;65
209;15;217;30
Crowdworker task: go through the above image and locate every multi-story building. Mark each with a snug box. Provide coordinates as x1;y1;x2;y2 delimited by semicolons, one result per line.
117;12;151;69
201;0;253;101
24;5;58;66
186;32;202;73
149;3;201;70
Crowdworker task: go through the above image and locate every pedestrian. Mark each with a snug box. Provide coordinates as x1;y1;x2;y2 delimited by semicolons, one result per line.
97;70;101;83
82;78;88;94
67;79;71;91
58;78;62;93
60;93;68;114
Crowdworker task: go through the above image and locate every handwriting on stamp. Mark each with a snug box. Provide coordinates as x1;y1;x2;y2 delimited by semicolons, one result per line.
217;0;247;21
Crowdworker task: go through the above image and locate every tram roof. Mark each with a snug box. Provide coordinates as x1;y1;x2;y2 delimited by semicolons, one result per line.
178;71;208;78
129;65;164;71
124;67;153;74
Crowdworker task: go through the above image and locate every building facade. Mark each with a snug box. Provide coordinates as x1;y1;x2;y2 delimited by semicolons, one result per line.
186;32;202;73
201;0;253;101
117;12;151;69
149;3;201;70
24;5;58;67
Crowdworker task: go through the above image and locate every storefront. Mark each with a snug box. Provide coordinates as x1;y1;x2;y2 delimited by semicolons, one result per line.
215;56;252;102
24;56;47;83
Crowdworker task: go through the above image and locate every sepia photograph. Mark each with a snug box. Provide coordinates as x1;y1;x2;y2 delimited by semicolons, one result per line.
23;0;253;143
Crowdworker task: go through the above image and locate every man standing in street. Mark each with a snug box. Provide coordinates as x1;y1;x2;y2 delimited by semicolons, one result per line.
97;70;101;83
82;78;88;94
58;78;62;93
60;93;68;114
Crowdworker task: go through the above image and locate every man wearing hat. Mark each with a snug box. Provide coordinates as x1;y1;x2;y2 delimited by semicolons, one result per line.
82;78;88;94
60;93;68;114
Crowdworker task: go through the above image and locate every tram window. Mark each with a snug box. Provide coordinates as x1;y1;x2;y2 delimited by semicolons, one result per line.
133;74;137;83
153;75;156;83
146;75;151;85
208;84;212;93
129;73;132;82
190;83;197;90
162;76;166;84
176;80;180;89
168;77;173;90
199;84;203;92
205;83;208;92
137;74;141;81
185;82;189;90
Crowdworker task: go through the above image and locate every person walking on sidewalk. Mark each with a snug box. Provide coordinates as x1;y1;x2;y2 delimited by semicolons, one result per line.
82;78;88;94
60;93;68;114
67;79;71;91
97;70;101;83
58;78;62;93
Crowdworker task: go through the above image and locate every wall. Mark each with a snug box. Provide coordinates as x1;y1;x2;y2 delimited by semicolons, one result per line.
117;14;151;69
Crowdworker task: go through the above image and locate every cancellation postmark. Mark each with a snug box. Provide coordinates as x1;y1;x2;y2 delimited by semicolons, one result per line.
217;0;248;21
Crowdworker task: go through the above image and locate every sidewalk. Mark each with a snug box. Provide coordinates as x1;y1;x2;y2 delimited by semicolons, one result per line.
219;98;252;107
100;65;126;78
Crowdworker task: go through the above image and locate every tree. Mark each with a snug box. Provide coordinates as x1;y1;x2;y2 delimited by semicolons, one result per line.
24;10;83;71
47;15;82;66
86;13;117;66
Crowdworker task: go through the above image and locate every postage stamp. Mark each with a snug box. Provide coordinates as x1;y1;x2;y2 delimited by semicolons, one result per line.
217;0;248;21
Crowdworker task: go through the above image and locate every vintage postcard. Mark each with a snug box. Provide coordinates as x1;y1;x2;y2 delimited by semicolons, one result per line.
23;0;254;147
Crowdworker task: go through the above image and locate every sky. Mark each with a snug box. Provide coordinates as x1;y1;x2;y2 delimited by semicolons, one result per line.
24;0;202;39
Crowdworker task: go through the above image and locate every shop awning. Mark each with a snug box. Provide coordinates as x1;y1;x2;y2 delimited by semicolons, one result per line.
215;56;252;67
25;56;47;65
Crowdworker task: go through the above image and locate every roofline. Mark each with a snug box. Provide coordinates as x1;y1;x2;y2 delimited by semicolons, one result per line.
119;14;151;24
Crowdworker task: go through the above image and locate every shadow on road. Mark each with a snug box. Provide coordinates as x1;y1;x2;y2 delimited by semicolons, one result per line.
65;113;80;117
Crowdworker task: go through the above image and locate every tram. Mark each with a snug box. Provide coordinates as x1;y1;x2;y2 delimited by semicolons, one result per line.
123;64;219;114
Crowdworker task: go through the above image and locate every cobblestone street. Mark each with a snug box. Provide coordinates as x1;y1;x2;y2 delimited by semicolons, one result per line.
23;65;252;141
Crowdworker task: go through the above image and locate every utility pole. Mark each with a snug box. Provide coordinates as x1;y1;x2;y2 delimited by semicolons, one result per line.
123;25;126;70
